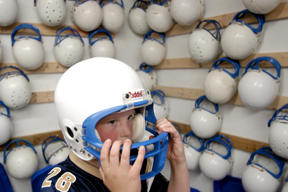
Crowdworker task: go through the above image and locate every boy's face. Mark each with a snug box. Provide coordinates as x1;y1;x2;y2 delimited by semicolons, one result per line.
96;109;136;142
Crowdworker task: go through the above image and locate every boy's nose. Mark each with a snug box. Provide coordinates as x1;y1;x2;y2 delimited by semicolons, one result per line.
119;120;132;139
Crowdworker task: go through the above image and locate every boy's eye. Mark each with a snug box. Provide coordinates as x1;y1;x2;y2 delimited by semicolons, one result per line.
108;120;116;125
128;113;136;120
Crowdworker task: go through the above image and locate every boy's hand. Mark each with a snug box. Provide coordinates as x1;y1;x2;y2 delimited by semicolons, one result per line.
99;139;145;192
156;118;186;164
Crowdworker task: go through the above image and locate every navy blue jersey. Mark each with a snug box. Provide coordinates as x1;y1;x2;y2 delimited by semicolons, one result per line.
39;157;168;192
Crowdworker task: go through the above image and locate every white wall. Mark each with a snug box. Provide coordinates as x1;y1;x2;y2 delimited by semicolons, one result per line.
0;0;287;191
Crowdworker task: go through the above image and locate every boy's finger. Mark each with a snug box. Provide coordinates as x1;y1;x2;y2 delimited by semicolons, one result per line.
131;146;145;175
110;140;122;168
120;139;132;167
100;139;112;169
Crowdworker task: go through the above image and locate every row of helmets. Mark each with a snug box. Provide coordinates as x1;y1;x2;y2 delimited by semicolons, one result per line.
1;136;70;180
188;9;266;65
0;0;125;33
183;133;233;181
128;0;205;35
189;93;288;158
203;56;281;110
188;0;283;65
183;129;288;192
5;23;117;70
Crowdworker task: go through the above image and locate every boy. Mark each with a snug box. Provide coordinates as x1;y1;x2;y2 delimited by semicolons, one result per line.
40;57;190;192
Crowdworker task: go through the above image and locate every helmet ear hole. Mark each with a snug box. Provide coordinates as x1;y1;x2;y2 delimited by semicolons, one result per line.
66;126;74;139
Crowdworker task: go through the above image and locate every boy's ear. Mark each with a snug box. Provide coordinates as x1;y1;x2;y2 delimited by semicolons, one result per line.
132;114;145;142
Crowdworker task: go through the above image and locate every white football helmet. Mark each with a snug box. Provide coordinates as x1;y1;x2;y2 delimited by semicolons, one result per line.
238;56;281;109
204;57;240;104
242;147;285;192
35;0;66;27
128;0;150;35
0;66;32;110
54;57;169;180
242;0;282;14
199;135;233;180
146;0;174;33
54;27;85;68
11;23;45;70
136;63;157;90
72;0;103;32
88;28;116;58
151;89;168;120
0;101;14;145
189;19;222;64
221;9;265;60
183;131;205;171
170;0;205;26
0;0;18;26
190;95;222;139
42;136;70;165
3;139;39;179
141;30;166;66
100;0;125;33
268;104;288;159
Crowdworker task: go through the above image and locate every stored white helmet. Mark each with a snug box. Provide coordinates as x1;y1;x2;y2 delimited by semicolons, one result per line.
72;0;103;32
128;0;150;35
141;30;166;66
238;56;281;109
189;19;222;64
100;0;125;33
54;27;85;68
3;139;39;179
54;57;169;180
136;63;157;90
0;101;14;145
0;0;18;26
199;135;233;180
170;0;205;26
151;89;168;120
146;0;174;33
42;136;70;165
183;131;205;171
242;0;282;14
190;96;222;139
88;28;116;58
268;104;288;159
11;23;45;70
221;10;265;60
34;0;66;27
0;66;32;110
242;147;285;192
204;57;240;104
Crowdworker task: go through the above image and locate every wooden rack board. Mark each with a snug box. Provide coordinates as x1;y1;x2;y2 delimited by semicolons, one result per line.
17;85;288;110
0;122;268;153
171;121;268;153
0;22;89;37
166;2;288;37
154;86;288;111
155;52;288;69
0;62;68;74
1;51;287;74
0;130;63;151
30;91;54;104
